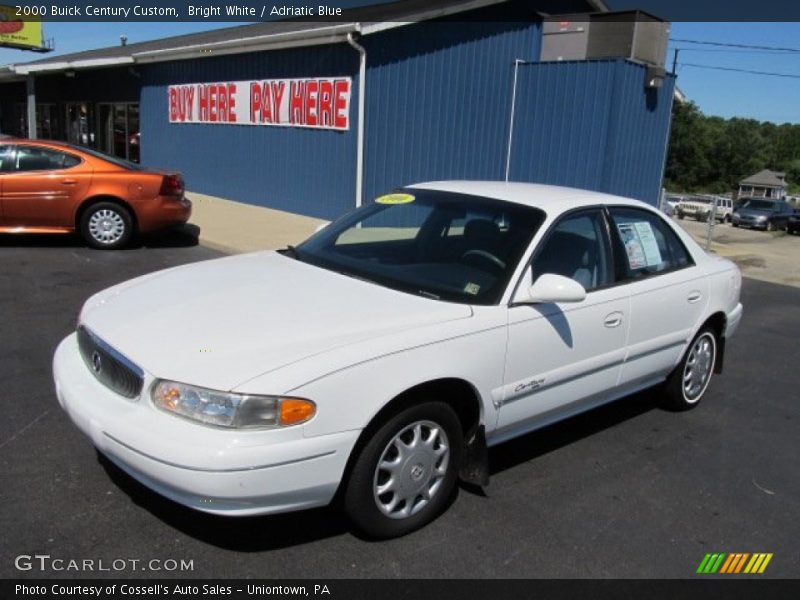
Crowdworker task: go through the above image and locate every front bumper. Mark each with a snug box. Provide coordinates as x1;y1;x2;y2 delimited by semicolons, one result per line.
679;207;709;220
53;333;359;516
732;216;768;229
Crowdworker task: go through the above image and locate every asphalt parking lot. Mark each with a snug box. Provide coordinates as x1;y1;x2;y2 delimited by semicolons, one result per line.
1;232;798;579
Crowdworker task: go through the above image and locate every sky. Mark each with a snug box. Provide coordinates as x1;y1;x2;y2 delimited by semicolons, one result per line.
667;22;800;125
0;7;798;125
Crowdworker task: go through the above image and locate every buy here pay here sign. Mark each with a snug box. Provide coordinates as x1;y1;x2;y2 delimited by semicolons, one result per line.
168;77;352;131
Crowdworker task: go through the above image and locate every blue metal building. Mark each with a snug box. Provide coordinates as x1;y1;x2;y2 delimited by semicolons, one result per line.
0;0;675;220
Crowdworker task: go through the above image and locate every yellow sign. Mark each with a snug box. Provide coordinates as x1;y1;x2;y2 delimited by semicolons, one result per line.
375;193;415;205
0;5;44;51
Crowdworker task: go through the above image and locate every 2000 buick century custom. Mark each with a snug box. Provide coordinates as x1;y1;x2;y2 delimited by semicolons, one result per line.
53;182;743;538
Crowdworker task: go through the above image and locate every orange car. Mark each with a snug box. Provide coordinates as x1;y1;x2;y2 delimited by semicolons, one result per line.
0;139;191;249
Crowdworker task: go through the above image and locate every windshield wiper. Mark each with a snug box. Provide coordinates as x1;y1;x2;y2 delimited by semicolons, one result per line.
416;290;441;300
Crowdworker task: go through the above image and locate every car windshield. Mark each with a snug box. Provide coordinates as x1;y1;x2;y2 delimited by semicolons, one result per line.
742;199;775;210
63;143;144;171
688;197;712;204
294;189;546;305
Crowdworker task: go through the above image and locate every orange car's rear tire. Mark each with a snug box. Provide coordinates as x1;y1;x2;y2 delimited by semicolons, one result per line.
80;202;133;250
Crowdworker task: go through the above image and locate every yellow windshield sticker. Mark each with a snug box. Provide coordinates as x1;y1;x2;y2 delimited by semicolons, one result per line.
464;282;481;295
376;193;415;205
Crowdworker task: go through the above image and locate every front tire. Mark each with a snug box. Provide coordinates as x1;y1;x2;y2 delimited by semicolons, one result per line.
80;202;133;249
663;328;717;411
344;402;463;539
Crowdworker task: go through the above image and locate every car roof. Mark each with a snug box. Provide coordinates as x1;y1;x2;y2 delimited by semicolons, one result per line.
7;138;72;148
407;180;654;213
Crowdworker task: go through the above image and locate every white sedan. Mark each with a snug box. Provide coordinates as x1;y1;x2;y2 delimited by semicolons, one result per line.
53;182;743;538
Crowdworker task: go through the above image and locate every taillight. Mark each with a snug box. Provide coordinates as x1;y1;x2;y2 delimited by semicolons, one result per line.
159;174;184;196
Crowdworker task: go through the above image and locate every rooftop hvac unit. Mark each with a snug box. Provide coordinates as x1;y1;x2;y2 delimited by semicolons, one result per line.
540;18;590;62
541;11;670;69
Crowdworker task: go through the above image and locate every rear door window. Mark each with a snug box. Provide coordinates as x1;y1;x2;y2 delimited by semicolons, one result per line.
14;146;81;172
609;207;694;281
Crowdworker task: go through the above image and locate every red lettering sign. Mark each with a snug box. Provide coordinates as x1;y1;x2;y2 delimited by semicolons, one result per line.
169;77;350;130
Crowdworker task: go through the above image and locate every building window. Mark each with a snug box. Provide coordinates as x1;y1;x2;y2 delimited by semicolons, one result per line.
14;103;61;139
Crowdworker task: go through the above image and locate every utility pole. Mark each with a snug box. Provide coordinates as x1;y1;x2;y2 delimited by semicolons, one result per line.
672;48;680;74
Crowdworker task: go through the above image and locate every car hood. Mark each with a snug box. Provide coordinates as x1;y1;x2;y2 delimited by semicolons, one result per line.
80;251;473;391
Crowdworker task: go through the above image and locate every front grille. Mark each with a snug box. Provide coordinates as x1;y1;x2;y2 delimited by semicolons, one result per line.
77;326;144;399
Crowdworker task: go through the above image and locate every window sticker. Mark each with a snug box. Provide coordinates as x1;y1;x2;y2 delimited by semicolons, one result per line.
464;282;481;295
375;193;415;205
618;221;662;269
633;222;663;266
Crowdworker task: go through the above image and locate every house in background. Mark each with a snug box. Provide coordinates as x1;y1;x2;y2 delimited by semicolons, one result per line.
738;169;787;199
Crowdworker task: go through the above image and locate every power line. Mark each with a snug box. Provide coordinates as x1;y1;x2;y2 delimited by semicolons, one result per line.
670;38;800;53
681;62;800;79
673;47;798;55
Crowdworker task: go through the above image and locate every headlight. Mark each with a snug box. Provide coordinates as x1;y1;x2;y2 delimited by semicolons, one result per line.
152;380;315;429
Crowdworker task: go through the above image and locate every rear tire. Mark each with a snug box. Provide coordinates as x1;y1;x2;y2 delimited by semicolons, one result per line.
80;202;133;249
343;401;463;539
662;328;717;411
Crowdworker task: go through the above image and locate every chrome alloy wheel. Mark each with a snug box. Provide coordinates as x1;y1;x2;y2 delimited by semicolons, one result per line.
88;209;126;245
683;333;716;403
373;420;450;520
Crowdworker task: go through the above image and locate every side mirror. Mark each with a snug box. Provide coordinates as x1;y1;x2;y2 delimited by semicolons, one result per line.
513;273;586;305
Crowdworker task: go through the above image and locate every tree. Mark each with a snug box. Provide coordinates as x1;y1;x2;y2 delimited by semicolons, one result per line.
664;101;799;195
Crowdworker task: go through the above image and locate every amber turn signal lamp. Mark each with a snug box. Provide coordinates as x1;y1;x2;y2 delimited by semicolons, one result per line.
279;398;316;425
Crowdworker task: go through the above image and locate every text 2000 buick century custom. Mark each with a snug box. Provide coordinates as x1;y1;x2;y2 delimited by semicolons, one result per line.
53;182;743;538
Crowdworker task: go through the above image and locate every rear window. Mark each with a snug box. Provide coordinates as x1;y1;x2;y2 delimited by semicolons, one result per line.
64;143;143;171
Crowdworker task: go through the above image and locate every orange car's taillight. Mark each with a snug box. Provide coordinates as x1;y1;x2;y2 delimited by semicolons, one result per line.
159;174;184;196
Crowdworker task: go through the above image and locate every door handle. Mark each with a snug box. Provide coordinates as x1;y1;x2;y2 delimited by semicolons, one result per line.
61;179;77;185
687;291;702;304
604;312;623;328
